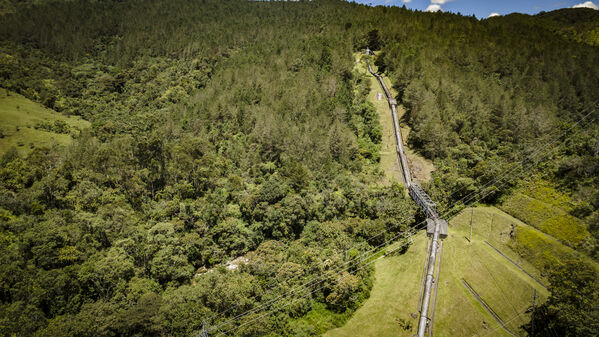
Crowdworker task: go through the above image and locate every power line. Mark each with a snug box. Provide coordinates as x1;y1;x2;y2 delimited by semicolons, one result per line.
200;207;424;325
439;106;596;221
470;246;521;321
210;161;546;335
202;103;598;334
448;106;596;208
438;102;598;206
213;229;429;336
207;159;520;335
209;221;428;332
474;310;526;337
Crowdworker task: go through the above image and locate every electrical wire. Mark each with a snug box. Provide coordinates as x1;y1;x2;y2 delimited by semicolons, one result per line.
470;246;521;320
210;162;548;336
214;230;428;336
201;72;598;336
433;102;598;207
474;310;526;337
202;97;597;330
204;116;597;335
209;221;429;333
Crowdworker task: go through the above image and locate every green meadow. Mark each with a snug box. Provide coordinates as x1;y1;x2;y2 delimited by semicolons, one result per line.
328;206;554;337
0;90;89;155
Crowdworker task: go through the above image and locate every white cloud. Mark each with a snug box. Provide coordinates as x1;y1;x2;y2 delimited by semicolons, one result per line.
426;4;442;12
431;0;452;4
573;1;599;9
403;0;412;3
488;12;500;18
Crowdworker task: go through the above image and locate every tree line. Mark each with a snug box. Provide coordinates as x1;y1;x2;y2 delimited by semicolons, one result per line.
0;0;597;336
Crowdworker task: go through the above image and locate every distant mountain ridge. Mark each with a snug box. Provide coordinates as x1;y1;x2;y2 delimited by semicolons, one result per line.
536;8;599;46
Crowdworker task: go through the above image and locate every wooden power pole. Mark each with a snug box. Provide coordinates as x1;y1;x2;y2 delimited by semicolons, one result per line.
469;208;473;241
531;289;537;337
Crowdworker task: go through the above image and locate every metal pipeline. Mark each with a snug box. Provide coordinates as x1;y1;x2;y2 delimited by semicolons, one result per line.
367;60;411;186
417;216;441;337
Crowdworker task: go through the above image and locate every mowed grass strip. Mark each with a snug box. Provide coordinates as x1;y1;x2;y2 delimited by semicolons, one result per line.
355;54;433;185
438;237;548;336
354;54;404;186
436;207;550;337
0;90;89;155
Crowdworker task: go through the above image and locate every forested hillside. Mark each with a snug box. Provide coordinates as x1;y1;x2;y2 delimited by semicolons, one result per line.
538;7;599;46
0;1;598;336
372;7;599;255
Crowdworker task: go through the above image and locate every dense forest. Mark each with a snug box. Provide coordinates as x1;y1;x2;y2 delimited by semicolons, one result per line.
0;0;598;336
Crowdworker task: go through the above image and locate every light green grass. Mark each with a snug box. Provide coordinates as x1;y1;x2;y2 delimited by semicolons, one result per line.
326;207;551;337
500;179;592;250
439;207;550;337
0;90;89;155
509;220;599;275
324;231;429;337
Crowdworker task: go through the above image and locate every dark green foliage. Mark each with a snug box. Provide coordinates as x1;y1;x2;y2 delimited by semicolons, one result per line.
526;260;599;337
372;6;599;229
537;8;599;46
0;1;597;336
0;1;418;335
366;29;381;50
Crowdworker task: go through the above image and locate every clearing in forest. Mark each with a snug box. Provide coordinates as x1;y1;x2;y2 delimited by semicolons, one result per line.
354;53;434;185
0;90;89;155
326;206;551;337
500;178;594;252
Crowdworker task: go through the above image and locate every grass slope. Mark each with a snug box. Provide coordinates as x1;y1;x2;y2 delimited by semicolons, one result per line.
354;54;404;186
354;54;434;185
324;231;428;337
500;179;593;251
0;90;89;155
438;207;550;337
326;207;552;337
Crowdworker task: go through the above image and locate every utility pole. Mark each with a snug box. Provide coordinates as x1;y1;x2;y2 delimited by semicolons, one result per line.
200;320;209;337
531;289;537;337
469;208;474;242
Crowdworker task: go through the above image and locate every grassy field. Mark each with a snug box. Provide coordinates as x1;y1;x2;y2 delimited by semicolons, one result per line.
500;179;592;251
0;90;89;155
436;207;551;337
354;54;404;186
324;231;429;337
326;206;553;337
332;56;591;337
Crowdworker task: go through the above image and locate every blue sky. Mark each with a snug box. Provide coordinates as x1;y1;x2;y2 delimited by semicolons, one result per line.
352;0;599;19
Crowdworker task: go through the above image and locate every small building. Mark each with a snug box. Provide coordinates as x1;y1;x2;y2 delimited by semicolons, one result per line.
364;47;374;55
